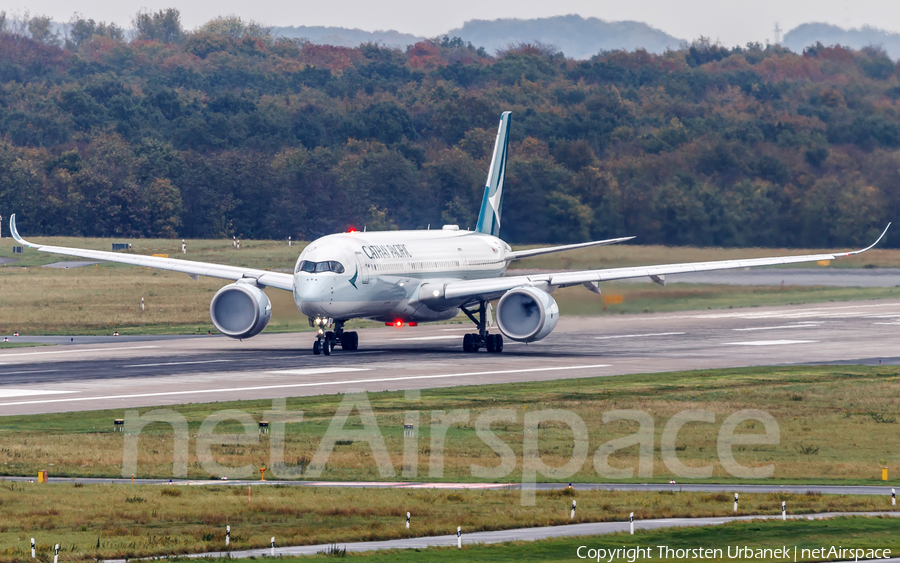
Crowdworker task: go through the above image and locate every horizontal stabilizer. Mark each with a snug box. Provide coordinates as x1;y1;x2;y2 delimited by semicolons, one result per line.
506;236;634;261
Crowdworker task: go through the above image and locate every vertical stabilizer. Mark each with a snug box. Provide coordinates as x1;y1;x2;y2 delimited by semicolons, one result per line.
475;111;511;237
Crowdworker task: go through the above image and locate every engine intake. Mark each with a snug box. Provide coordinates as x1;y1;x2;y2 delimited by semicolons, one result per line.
495;286;559;342
210;283;272;339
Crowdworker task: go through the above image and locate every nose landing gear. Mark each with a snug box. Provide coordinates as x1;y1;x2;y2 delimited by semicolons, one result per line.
310;318;359;355
460;301;503;353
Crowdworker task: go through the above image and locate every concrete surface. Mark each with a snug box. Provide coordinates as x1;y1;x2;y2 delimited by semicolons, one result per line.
1;299;899;416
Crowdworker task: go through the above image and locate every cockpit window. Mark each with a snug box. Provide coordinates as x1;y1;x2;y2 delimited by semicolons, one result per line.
296;260;344;274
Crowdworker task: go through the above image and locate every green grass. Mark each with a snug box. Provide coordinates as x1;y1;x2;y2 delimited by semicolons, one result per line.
0;342;51;349
2;365;899;485
5;236;898;271
1;237;897;335
0;482;895;562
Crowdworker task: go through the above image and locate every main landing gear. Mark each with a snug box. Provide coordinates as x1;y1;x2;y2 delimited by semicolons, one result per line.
460;301;503;353
311;318;359;355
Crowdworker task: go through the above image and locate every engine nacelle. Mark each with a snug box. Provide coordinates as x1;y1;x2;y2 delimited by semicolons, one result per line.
495;286;559;343
210;283;272;339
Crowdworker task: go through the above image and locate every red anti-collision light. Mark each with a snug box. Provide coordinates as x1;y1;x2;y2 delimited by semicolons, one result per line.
348;228;357;233
395;320;403;327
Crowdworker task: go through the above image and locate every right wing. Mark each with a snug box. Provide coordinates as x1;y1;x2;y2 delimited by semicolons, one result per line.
505;236;635;261
9;214;294;291
422;224;892;304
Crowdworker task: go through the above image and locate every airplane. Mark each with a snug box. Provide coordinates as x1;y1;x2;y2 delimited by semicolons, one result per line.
9;112;891;356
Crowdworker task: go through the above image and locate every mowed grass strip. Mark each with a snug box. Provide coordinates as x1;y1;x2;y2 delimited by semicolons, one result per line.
1;236;897;335
0;482;895;562
5;236;898;270
1;366;899;484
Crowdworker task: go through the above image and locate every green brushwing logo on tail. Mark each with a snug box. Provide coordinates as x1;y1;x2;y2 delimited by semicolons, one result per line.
475;111;511;238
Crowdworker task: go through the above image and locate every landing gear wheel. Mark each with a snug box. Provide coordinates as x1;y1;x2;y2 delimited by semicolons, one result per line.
313;340;321;355
323;338;332;356
342;331;359;351
463;333;475;352
486;334;503;353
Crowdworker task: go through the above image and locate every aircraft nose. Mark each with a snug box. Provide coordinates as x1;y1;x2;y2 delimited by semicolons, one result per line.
293;275;329;303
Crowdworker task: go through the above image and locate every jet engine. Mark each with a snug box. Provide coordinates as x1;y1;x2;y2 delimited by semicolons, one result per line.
495;286;559;342
209;283;272;339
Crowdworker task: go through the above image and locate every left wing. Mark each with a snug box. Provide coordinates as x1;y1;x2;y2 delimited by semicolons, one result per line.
9;214;294;291
423;224;892;303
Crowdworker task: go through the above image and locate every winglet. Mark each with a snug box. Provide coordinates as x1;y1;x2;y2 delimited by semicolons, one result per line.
9;214;39;249
840;222;891;257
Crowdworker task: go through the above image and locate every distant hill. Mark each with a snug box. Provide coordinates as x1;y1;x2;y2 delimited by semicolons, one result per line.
449;15;684;58
783;23;900;59
273;15;683;58
272;25;424;49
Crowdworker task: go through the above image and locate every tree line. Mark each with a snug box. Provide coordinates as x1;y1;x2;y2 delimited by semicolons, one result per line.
0;9;898;248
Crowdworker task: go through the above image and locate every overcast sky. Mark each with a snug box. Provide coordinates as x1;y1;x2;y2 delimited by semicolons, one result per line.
4;0;900;46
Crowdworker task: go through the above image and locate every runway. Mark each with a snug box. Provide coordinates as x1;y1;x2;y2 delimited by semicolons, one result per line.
1;298;899;416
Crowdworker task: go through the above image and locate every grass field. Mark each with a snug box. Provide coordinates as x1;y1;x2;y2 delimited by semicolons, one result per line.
0;482;894;562
1;237;898;335
1;365;899;484
0;342;50;349
185;517;900;562
4;236;899;270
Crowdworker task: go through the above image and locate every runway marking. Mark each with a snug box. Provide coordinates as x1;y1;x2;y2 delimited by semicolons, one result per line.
0;388;72;398
733;324;818;331
124;359;234;368
392;335;462;341
268;367;370;376
0;369;61;376
0;364;611;408
594;332;685;340
724;340;817;346
0;345;160;358
644;303;900;322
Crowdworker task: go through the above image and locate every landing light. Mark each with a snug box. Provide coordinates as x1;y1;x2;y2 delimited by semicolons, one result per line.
432;290;440;297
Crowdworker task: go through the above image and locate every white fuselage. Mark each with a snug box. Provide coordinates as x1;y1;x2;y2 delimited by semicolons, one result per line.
293;229;511;323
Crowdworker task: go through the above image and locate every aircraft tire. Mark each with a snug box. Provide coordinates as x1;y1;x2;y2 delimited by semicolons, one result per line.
342;332;359;351
323;339;332;355
313;340;321;355
463;333;475;352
